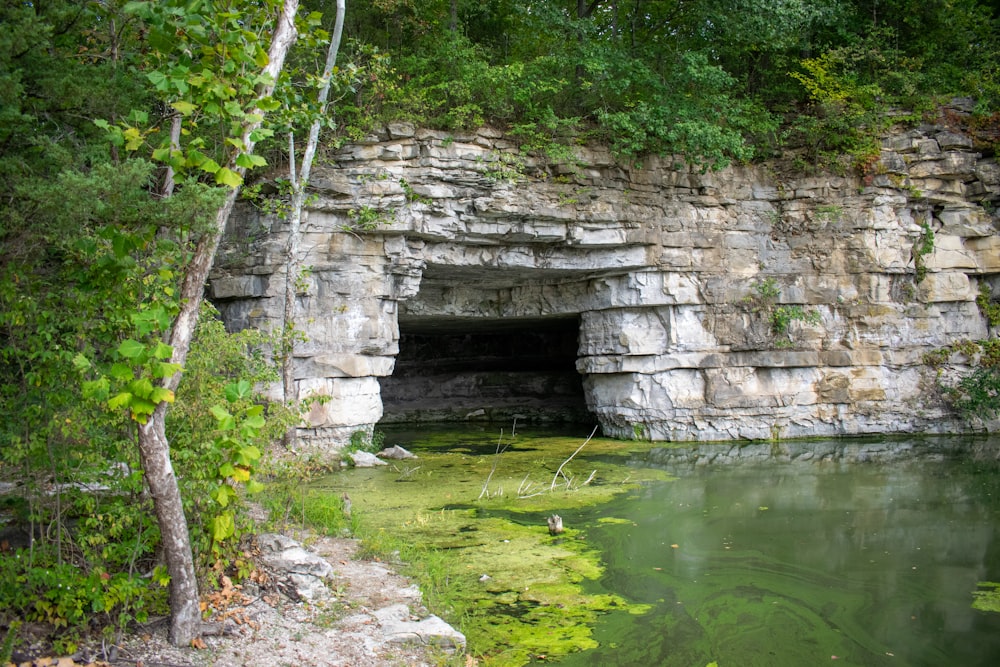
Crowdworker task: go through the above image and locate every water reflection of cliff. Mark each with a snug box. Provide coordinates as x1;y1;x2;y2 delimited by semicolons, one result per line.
637;436;1000;469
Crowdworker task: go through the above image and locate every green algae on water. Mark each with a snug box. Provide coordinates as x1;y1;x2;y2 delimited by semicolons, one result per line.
309;427;666;665
973;582;1000;613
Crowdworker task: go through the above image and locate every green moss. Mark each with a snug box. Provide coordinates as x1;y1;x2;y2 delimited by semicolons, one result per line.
972;582;1000;613
305;428;668;665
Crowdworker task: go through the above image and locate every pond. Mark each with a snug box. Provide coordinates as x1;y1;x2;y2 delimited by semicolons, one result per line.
316;429;1000;666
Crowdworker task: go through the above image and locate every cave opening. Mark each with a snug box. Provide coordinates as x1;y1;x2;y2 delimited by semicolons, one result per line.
378;315;592;425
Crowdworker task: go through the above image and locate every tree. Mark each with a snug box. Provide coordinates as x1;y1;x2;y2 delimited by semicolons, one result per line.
281;0;347;413
97;0;302;645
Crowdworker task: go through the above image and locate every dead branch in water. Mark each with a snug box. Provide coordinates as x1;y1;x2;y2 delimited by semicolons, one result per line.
479;427;512;500
550;425;599;491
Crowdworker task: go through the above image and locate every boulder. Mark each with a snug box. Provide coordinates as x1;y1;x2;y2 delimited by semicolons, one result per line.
257;533;334;601
373;604;466;652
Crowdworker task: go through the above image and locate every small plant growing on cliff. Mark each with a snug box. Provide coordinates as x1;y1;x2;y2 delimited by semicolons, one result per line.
481;151;526;183
742;278;821;345
976;282;1000;327
771;305;821;337
399;178;431;204
346;205;388;231
925;339;1000;421
814;204;843;225
913;222;935;283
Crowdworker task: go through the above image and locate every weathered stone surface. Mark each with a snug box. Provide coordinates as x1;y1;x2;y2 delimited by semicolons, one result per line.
212;122;1000;452
348;451;387;467
258;534;335;601
373;603;466;651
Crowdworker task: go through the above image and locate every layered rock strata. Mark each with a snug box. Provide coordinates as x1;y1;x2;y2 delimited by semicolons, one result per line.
211;110;999;450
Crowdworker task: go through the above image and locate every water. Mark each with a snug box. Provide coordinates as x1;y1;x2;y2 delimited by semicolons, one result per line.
364;429;1000;666
559;438;1000;666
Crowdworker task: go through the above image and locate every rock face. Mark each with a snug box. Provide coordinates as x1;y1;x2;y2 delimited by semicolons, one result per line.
211;111;1000;451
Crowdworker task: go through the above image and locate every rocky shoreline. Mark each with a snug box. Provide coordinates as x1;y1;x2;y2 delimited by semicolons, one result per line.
7;533;467;667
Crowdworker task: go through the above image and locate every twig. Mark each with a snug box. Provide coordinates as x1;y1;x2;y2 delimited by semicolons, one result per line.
550;426;598;491
478;429;509;500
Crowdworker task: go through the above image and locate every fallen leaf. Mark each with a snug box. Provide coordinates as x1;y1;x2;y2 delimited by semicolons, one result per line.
190;637;207;650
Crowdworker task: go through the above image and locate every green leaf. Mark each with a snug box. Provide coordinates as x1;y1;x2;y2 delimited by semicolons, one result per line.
218;462;237;478
198;158;221;175
186;149;208;167
151;341;173;359
72;353;92;372
246;479;265;494
110;363;134;381
152;147;172;162
117;339;145;359
238;444;262;462
211;512;235;541
108;392;133;410
128;377;154;399
231;379;253;401
170;100;197;116
149;387;175;404
209;404;232;422
82;378;110;401
235;153;267;169
123;126;144;151
253;44;269;68
244;414;265;430
129;397;157;422
215;167;243;188
152;361;182;379
146;70;169;91
257;96;281;112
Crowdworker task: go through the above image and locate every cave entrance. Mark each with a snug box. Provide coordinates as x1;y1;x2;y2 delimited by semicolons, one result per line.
379;313;592;425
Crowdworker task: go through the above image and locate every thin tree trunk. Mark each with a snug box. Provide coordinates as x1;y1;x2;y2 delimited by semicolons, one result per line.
281;0;346;414
142;0;300;646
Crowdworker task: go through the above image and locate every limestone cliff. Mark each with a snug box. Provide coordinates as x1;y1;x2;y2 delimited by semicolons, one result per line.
211;109;1000;450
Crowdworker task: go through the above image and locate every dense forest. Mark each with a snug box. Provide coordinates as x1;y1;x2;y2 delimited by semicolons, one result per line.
1;0;999;658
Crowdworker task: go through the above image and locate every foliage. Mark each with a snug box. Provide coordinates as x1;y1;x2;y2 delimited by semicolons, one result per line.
913;222;936;283
345;429;386;455
976;282;1000;327
927;339;1000;421
168;305;297;570
347;205;389;230
334;0;1000;169
741;278;821;344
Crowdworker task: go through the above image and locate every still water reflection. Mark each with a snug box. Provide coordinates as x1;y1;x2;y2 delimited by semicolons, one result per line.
559;437;1000;666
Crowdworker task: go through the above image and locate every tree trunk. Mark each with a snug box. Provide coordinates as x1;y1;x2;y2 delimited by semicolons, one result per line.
143;0;300;646
138;407;200;646
281;0;346;412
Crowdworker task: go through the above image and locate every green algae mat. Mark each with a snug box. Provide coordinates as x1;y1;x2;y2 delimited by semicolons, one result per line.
309;426;668;665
